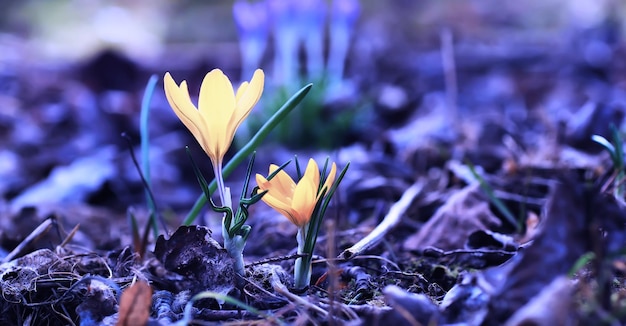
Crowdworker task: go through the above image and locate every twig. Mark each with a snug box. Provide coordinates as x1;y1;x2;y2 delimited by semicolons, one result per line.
316;255;401;272
339;181;424;260
2;216;54;263
246;253;307;267
122;133;167;235
318;300;359;323
325;220;338;326
270;274;328;317
58;224;80;248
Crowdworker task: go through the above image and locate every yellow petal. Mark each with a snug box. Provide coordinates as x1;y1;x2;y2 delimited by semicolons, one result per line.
260;192;292;212
164;73;212;158
235;81;249;102
255;173;271;190
303;158;321;190
256;174;281;202
198;69;236;160
319;162;337;198
266;165;297;198
257;182;301;225
291;176;317;226
235;69;264;114
179;81;217;158
257;173;290;201
227;69;265;146
280;211;302;226
272;206;301;226
268;164;279;174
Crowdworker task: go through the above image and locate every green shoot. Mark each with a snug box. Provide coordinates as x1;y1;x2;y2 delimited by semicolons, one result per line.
139;74;160;237
592;124;625;199
467;162;521;233
177;291;285;326
568;252;595;277
296;159;350;290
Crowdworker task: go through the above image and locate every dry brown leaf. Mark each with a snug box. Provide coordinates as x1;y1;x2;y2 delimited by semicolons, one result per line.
403;184;501;252
116;280;152;326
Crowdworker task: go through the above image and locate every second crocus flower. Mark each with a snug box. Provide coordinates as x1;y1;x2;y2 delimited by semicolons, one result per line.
256;158;336;227
256;158;340;290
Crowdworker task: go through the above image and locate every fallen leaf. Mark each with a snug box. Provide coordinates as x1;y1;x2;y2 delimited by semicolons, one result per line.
116;281;152;326
403;184;501;252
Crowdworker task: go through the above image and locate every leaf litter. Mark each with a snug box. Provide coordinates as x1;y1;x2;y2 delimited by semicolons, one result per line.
2;1;626;325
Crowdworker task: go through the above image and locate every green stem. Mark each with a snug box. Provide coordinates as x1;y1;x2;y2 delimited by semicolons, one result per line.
294;226;311;290
140;74;159;237
212;160;226;207
224;234;246;278
183;83;313;225
213;160;232;252
219;186;245;279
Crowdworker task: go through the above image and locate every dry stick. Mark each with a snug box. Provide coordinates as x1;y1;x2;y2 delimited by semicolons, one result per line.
271;274;328;317
319;300;359;322
2;216;54;263
325;220;338;326
59;224;81;248
339;182;424;260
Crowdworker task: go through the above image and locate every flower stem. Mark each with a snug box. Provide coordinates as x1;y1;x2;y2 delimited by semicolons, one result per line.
220;187;245;278
294;226;311;290
212;161;227;207
226;235;246;279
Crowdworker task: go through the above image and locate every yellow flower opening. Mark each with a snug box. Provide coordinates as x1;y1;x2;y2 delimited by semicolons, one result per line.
256;159;337;227
163;69;265;167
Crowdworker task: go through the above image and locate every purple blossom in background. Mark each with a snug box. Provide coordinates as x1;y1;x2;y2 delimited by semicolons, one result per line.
328;0;360;84
296;0;327;79
233;1;269;81
267;0;299;85
234;0;359;87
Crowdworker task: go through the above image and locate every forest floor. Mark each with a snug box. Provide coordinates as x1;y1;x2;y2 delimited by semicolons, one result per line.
2;1;626;325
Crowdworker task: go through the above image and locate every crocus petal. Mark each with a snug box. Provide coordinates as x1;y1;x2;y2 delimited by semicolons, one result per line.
259;191;292;212
257;186;300;225
257;169;306;226
164;74;199;132
303;158;321;190
198;69;236;160
257;172;291;200
228;69;265;142
255;174;271;189
235;69;265;114
164;73;212;157
291;177;317;226
178;81;216;157
164;69;264;173
257;158;337;228
319;162;337;198
266;164;297;198
235;81;249;102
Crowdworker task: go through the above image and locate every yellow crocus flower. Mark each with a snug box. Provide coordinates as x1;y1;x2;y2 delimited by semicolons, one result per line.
256;159;337;227
163;69;265;168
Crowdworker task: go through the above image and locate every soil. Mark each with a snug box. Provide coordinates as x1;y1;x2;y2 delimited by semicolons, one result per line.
2;1;626;325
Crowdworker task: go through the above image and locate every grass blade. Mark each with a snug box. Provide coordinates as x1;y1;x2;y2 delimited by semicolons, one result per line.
467;162;521;233
140;74;159;236
178;291;285;326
